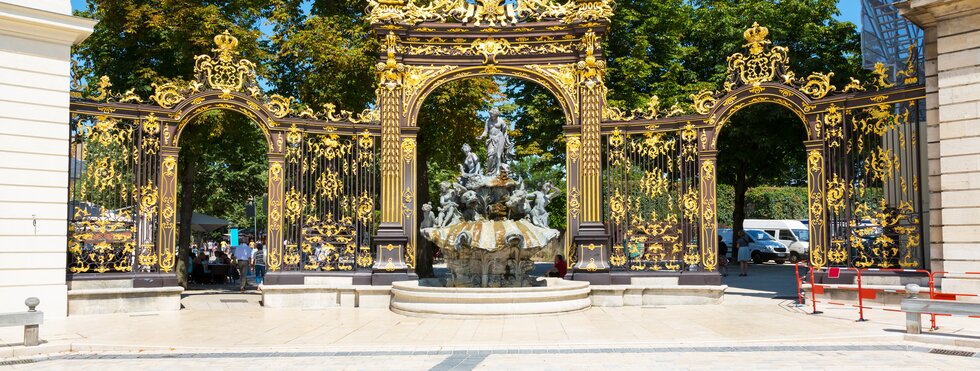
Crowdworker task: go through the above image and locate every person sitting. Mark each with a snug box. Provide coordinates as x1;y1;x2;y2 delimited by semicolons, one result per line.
546;254;567;278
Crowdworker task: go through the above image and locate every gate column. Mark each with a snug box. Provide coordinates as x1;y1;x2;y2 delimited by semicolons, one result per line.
372;34;415;284
571;30;612;284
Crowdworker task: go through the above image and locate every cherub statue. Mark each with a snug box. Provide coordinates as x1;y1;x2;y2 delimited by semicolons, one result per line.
507;185;531;220
459;143;481;177
436;181;463;227
529;182;562;228
420;202;437;230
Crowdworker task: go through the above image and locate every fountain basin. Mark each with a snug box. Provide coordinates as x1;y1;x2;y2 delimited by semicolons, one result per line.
390;278;591;318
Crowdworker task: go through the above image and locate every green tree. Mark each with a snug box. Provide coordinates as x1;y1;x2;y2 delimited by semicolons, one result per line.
264;0;378;110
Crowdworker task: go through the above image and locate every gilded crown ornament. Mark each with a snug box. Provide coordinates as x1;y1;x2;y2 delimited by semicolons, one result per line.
212;30;240;62
742;22;771;55
194;30;257;98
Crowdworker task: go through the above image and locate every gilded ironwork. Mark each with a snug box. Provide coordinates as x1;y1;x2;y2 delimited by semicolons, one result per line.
365;0;613;26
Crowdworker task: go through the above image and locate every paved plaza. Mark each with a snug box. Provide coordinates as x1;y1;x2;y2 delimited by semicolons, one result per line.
2;265;978;369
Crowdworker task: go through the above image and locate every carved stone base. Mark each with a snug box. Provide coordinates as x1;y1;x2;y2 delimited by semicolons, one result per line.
373;223;410;274
572;222;611;281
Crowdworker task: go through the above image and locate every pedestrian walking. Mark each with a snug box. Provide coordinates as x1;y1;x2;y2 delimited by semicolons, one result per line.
735;230;752;277
251;243;267;286
717;235;728;277
234;240;252;291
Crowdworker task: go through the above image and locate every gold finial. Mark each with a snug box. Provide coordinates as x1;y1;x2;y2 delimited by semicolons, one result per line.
213;30;239;62
743;22;771;55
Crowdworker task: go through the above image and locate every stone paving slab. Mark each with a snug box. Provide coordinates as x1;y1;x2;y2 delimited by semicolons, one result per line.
2;344;979;370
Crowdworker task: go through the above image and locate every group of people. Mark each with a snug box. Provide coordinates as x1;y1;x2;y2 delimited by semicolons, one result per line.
188;239;268;291
717;230;753;277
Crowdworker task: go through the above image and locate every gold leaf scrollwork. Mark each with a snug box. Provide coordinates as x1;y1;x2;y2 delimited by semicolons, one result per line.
150;82;185;108
357;191;375;225
824;105;844;147
799;72;836;99
826;174;846;215
609;190;626;224
690;90;717;115
139;181;158;219
284;186;303;222
377;32;405;91
568;186;580;219
266;94;293;118
828;238;848;264
872;62;895;90
682;187;699;223
90;76;112;101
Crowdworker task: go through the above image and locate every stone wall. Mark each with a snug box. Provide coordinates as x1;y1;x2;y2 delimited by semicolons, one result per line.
0;1;94;317
901;0;980;298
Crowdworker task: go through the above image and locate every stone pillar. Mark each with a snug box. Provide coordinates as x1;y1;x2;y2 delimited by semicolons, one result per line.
900;0;980;297
0;0;95;318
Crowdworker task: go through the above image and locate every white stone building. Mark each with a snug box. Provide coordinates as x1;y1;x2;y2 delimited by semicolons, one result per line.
0;0;95;317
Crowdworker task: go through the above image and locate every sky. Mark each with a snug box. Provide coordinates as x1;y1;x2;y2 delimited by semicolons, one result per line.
69;0;864;30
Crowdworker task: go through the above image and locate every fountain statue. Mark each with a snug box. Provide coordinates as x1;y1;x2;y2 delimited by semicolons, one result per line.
421;108;562;287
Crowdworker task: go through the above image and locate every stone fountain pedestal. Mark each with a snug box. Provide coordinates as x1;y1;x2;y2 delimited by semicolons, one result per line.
389;278;591;318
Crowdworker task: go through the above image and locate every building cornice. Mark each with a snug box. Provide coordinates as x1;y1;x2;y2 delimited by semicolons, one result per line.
0;2;96;45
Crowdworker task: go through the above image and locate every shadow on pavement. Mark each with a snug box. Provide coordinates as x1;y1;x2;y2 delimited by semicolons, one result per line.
721;263;802;299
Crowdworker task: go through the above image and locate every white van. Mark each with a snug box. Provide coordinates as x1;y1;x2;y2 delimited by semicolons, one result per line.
743;219;809;263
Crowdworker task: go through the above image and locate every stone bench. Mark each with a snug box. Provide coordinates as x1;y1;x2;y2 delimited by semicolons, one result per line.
67;286;183;315
902;294;980;334
0;298;43;346
260;285;392;309
591;284;726;306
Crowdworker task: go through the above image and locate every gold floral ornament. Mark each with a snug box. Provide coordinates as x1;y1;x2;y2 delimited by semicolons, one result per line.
609;190;626;223
377;32;405;91
576;29;605;91
194;31;257;99
725;23;790;89
357;191;376;224
566;135;581;163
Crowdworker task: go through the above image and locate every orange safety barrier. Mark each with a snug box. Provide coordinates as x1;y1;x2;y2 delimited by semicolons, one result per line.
928;271;980;330
794;261;809;306
797;267;980;327
805;266;866;320
854;268;931;322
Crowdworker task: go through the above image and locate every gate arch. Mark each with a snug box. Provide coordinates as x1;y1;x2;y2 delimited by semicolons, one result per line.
405;65;577;128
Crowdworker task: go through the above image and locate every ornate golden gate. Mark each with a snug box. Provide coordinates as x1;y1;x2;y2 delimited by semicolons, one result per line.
68;1;926;285
68;32;380;285
600;23;925;279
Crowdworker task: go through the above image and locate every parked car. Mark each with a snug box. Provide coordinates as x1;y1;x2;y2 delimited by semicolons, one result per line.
718;228;790;264
743;219;809;263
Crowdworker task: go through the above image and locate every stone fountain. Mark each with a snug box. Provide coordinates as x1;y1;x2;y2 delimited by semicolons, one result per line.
421;108;562;288
390;107;590;317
